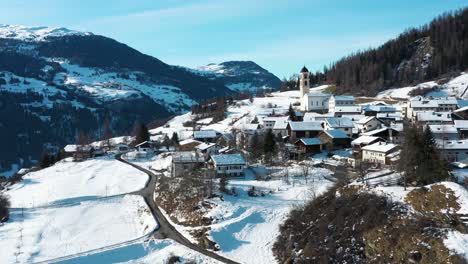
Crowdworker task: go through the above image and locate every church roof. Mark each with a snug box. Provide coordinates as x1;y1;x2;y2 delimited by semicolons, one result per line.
300;66;309;73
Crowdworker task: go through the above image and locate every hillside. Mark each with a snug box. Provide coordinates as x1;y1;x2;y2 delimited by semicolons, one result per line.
0;25;280;175
189;61;282;93
309;8;468;96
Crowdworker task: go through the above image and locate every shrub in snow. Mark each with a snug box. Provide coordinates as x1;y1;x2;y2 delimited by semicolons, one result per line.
247;186;258;197
0;193;10;222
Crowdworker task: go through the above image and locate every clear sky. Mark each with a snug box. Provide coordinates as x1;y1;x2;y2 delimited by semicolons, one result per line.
1;0;466;78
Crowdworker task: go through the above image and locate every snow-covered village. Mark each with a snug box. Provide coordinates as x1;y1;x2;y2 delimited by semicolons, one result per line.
2;2;468;264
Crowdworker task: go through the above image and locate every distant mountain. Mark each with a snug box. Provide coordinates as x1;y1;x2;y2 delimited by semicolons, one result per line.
185;61;282;93
0;25;277;173
308;8;468;96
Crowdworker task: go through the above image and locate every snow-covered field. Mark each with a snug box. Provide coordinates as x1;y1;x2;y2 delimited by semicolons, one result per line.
210;169;333;264
377;81;438;99
0;195;156;263
4;156;148;208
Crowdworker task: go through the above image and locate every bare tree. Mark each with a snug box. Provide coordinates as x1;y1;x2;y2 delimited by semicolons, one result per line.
357;160;372;183
300;159;313;184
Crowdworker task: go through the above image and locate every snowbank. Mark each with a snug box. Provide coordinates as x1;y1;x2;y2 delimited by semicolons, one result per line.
5;156;148;208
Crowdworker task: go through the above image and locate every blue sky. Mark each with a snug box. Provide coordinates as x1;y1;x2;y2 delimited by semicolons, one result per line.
1;0;466;78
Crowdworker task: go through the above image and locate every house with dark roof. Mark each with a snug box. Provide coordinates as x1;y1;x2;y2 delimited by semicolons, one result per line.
286;121;323;141
294;138;323;154
318;130;351;150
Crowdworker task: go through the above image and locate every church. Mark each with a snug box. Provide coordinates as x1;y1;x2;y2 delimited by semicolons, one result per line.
299;66;330;113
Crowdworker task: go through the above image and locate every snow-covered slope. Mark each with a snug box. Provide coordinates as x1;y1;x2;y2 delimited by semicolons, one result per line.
5;156;148;208
377;72;468;99
186;61;282;93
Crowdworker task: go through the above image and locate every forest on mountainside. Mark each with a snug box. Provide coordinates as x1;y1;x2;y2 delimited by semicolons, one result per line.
306;8;468;96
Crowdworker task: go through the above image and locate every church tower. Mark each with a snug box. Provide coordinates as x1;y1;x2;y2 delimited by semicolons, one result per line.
299;66;310;97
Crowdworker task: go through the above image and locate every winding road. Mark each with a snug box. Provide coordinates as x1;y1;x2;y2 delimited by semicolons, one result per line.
24;153;239;264
115;154;240;264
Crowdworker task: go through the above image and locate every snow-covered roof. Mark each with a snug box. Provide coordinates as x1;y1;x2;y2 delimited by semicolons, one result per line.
323;129;349;139
454;120;468;129
304;92;330;98
325;117;354;128
332;95;355;101
179;139;202;146
363;105;401;112
288;121;323;131
135;141;151;148
196;142;217;151
351;136;381;145
297;138;323;145
64;144;92;152
356;116;379;125
261;116;289;123
194;130;218;139
172;151;205;163
211;154;246;165
454;106;468;113
333;106;361;113
303;112;334;122
436;139;468;150
416;111;452;122
362;126;400;136
273;119;289;130
376;113;402;119
410;100;439;108
362;142;398;153
428;125;458;134
431;97;458;105
340;114;366;121
64;144;77;152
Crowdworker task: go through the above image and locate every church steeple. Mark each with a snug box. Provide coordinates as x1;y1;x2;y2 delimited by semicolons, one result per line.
299;66;310;97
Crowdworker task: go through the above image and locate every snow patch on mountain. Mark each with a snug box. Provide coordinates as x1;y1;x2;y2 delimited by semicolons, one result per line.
52;59;196;112
0;24;91;42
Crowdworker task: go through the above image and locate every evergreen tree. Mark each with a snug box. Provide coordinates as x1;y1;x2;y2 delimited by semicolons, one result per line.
39;153;53;168
263;129;276;155
263;129;276;164
133;121;150;145
0;193;10;222
398;122;449;186
171;132;179;146
102;118;113;149
251;116;259;124
248;132;262;161
288;104;296;121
